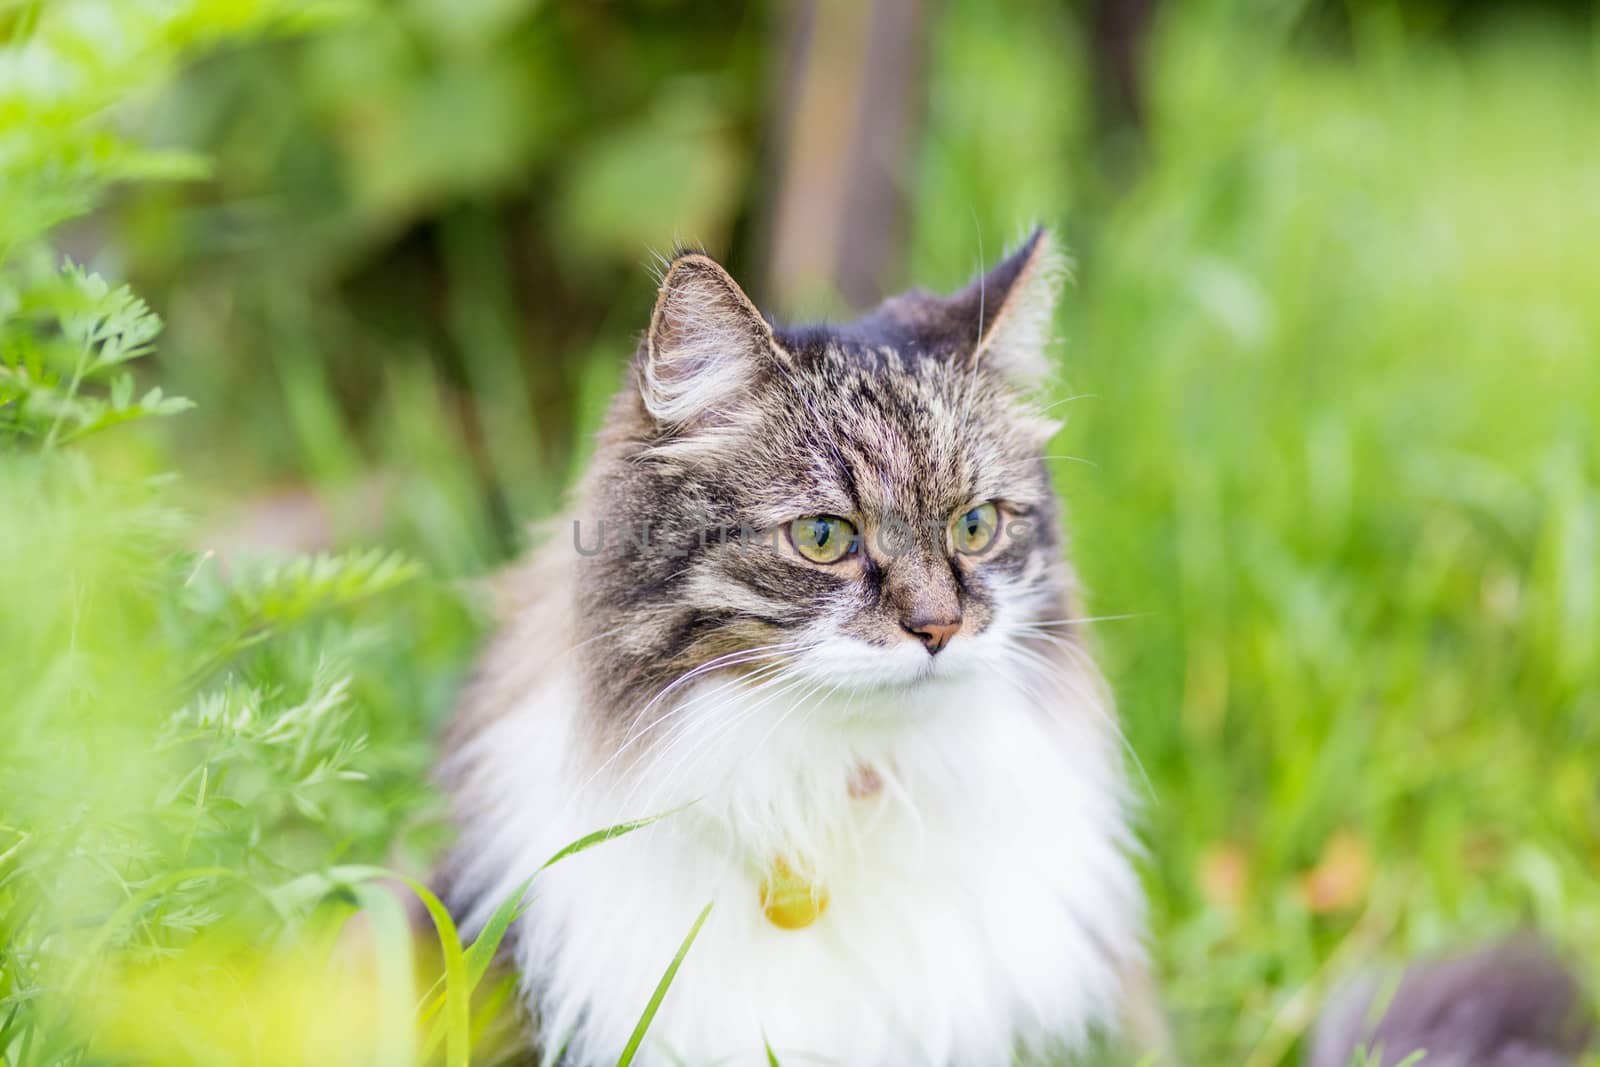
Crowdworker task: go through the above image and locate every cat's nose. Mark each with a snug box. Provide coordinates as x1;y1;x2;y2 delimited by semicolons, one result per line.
904;615;961;655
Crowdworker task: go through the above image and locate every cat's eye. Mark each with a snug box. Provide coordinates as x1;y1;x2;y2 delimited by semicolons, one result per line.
789;515;857;564
950;502;1000;555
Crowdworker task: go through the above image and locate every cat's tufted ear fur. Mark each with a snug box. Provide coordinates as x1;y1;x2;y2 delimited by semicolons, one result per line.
953;227;1066;386
874;227;1066;388
639;251;783;426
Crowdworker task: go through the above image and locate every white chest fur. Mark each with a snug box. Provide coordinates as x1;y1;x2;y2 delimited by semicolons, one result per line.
445;666;1143;1066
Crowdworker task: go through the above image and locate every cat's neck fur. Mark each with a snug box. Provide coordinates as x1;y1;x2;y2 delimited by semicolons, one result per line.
441;551;1142;1066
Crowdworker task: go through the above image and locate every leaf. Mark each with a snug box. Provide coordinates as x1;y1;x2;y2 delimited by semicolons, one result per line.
182;549;423;681
64;867;237;991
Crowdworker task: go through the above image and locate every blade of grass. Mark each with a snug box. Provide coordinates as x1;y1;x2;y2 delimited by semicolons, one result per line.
467;972;518;1054
348;881;420;1067
314;867;470;1067
284;824;696;1067
537;808;685;871
615;901;713;1067
419;808;687;1058
393;877;470;1067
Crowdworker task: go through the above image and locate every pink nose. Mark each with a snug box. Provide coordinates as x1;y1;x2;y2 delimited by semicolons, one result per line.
904;617;960;654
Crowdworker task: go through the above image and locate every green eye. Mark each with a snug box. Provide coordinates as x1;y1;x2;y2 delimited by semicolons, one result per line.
951;502;1000;555
790;515;857;564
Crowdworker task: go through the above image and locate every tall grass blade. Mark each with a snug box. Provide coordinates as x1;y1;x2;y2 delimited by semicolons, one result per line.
349;881;420;1067
614;901;713;1067
420;808;687;1058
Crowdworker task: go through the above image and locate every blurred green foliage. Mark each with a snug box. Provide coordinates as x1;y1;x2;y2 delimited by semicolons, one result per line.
2;0;1598;1064
1066;7;1600;1058
121;0;771;568
1;4;485;1063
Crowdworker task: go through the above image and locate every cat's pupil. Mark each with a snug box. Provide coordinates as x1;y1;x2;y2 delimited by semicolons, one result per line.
812;520;831;546
965;511;981;535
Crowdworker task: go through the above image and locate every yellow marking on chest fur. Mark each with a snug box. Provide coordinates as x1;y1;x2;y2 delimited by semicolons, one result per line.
760;856;829;929
759;766;881;929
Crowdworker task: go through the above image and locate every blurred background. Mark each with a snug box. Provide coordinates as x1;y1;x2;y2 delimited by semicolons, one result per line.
3;0;1598;1063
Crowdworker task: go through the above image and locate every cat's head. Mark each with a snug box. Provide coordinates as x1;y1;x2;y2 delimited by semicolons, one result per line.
576;230;1078;719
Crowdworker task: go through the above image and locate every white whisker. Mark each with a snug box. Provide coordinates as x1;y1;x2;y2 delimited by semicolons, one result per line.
629;670;815;817
1037;392;1099;414
599;663;805;817
1014;612;1148;628
998;641;1155;804
568;654;793;806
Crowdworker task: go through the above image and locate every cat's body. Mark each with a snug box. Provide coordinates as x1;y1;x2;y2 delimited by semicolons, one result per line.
439;232;1148;1065
442;555;1139;1065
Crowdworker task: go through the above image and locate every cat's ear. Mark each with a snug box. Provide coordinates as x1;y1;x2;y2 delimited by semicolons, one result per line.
947;227;1066;387
639;251;782;426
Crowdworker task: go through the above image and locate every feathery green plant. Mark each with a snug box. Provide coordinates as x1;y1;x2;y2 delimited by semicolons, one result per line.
0;4;483;1064
1;6;709;1063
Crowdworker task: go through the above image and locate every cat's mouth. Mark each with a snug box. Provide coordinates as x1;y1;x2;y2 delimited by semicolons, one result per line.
786;633;980;696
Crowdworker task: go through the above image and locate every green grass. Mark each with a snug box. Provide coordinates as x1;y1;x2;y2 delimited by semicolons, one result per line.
3;1;1598;1065
1069;8;1600;1060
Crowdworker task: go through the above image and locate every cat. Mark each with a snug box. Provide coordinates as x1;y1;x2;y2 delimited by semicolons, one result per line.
436;229;1150;1065
434;231;1592;1066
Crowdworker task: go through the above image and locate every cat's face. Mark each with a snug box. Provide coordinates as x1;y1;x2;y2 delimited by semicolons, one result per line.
576;231;1076;723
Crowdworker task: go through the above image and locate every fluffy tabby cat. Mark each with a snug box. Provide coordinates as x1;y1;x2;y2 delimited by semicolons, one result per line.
439;230;1145;1064
436;231;1591;1066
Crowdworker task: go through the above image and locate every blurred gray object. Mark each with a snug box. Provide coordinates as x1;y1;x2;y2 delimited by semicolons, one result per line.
1308;937;1593;1067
